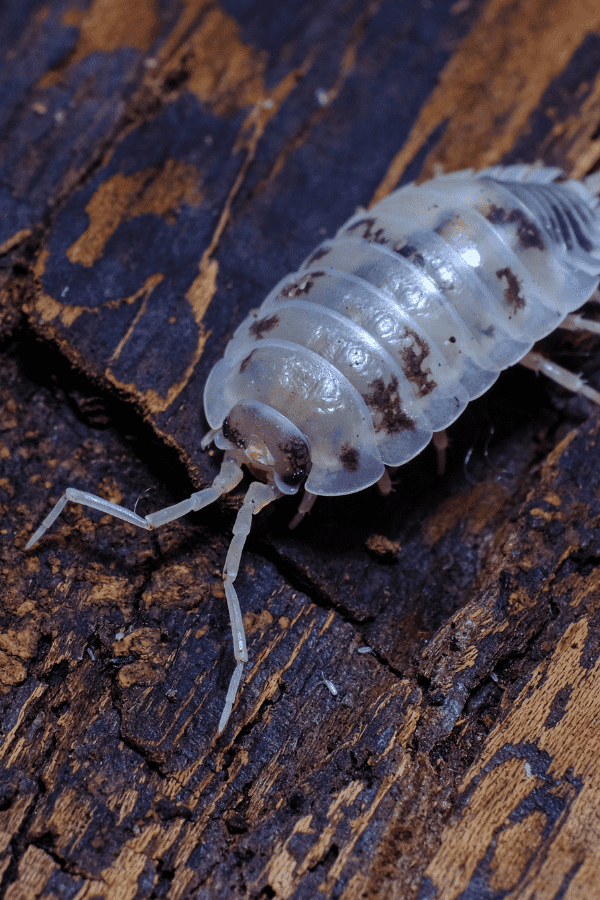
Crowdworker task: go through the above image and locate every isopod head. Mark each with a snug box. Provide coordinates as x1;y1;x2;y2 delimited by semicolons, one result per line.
216;400;311;495
204;340;386;496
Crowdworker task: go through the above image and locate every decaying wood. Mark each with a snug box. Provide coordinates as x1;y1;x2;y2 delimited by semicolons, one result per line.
3;1;600;897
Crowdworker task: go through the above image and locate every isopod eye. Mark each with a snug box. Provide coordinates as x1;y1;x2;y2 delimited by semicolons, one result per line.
222;401;311;494
222;416;245;449
273;436;311;494
279;470;307;488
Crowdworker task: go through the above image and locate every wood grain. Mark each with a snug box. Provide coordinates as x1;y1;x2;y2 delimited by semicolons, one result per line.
3;0;600;897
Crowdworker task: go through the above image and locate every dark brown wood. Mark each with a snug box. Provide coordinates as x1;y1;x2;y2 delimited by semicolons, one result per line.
3;1;600;897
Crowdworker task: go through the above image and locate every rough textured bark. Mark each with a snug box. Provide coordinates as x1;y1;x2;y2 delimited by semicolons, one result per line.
3;1;600;898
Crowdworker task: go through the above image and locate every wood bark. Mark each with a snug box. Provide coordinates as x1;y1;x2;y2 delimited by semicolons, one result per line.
2;1;600;898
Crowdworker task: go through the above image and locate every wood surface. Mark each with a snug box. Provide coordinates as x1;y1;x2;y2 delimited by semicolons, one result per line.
3;0;600;897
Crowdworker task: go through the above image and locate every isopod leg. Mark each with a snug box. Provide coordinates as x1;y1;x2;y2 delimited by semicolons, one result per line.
288;490;318;529
26;488;152;549
377;469;393;496
26;455;244;548
560;313;600;335
218;480;281;734
520;350;600;406
144;455;243;526
432;429;449;476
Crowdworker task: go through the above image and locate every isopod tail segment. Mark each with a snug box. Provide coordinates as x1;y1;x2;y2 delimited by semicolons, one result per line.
25;451;287;735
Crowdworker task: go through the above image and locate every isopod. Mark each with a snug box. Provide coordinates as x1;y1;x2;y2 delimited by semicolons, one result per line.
316;676;339;697
27;163;600;733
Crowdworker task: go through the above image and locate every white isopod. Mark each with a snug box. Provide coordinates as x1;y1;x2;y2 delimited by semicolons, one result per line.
27;163;600;733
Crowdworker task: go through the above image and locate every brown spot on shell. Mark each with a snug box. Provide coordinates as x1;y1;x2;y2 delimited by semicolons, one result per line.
483;203;546;252
340;444;360;472
278;273;324;299
346;217;389;246
239;350;256;374
363;376;415;434
397;243;426;266
496;266;525;311
305;245;331;266
401;330;436;397
249;314;279;339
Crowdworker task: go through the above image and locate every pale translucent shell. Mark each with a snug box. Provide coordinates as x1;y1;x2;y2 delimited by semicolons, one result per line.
204;166;600;496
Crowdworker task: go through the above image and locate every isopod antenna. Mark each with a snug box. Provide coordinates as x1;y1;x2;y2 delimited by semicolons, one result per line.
26;453;281;734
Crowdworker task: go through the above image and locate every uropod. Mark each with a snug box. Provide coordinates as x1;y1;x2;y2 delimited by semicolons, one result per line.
27;163;600;733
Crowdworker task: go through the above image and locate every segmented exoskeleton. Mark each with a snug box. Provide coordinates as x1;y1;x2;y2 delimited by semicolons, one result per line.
27;164;600;733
